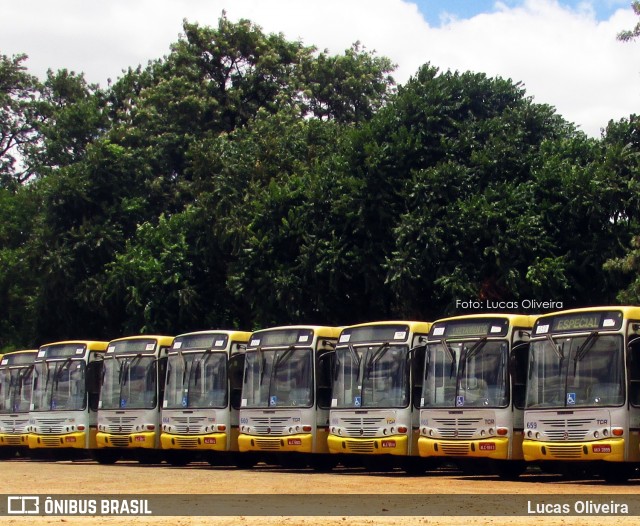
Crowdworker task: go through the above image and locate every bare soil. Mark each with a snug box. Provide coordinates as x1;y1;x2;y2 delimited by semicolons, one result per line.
3;458;640;526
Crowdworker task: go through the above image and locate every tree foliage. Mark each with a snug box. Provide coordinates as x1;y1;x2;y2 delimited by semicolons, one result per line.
0;17;639;350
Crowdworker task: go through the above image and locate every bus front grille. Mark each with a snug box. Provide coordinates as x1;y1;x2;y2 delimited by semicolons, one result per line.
40;426;65;434
345;427;379;438
441;443;470;456
546;430;589;441
175;437;200;448
41;436;64;446
3;436;23;445
346;440;375;453
255;438;282;450
546;445;584;459
108;436;130;447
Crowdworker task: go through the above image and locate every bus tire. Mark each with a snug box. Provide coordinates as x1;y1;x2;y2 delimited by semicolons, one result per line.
93;450;120;465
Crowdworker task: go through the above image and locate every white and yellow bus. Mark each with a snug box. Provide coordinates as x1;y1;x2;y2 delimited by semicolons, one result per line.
160;330;251;466
523;306;640;482
95;334;174;464
328;321;431;472
417;314;536;478
27;341;108;457
0;350;37;457
238;325;341;469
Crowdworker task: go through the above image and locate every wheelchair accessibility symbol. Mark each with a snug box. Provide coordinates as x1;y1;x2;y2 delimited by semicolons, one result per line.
354;396;362;407
456;395;464;407
567;392;576;405
269;395;277;406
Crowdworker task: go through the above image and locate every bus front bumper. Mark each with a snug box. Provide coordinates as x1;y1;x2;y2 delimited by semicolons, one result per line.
96;431;155;449
522;438;625;462
161;432;227;451
417;436;509;460
28;431;88;449
238;433;313;453
327;434;408;455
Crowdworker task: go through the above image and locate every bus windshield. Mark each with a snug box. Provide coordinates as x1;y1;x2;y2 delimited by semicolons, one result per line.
421;339;509;408
243;348;312;408
164;351;228;409
525;333;624;408
32;360;86;411
332;344;409;409
101;356;158;410
0;365;33;413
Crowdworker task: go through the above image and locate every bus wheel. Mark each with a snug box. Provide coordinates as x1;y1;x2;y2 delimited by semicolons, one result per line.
601;464;634;484
310;455;337;472
234;453;257;469
138;451;163;465
165;451;189;467
402;457;426;476
495;461;526;480
93;450;120;465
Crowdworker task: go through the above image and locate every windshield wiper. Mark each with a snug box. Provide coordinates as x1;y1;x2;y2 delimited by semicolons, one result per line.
464;337;488;362
257;347;266;385
436;340;457;379
545;334;564;362
573;331;599;374
54;357;73;381
575;331;598;363
275;346;295;368
370;343;390;367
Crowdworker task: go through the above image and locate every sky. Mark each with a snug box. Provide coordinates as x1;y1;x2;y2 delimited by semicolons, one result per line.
1;0;638;137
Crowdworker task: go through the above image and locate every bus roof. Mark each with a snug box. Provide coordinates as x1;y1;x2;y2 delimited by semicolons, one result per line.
108;335;175;346
0;349;37;365
433;313;536;328
535;305;640;321
39;341;109;352
342;320;432;333
250;325;342;339
174;330;251;341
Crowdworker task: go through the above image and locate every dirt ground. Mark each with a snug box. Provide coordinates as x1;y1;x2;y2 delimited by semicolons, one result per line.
3;458;640;526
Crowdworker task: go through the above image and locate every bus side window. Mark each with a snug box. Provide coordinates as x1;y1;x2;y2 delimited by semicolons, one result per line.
628;336;640;406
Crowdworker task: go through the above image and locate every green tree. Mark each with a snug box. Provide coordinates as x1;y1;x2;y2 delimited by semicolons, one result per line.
382;65;578;318
0;54;41;188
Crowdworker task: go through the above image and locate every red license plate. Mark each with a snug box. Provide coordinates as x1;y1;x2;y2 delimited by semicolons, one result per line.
288;439;302;446
381;440;396;448
479;442;496;451
204;437;216;445
134;436;146;442
593;445;611;454
64;436;76;443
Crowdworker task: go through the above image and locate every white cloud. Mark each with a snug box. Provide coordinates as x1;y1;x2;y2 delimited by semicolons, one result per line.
1;0;638;136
